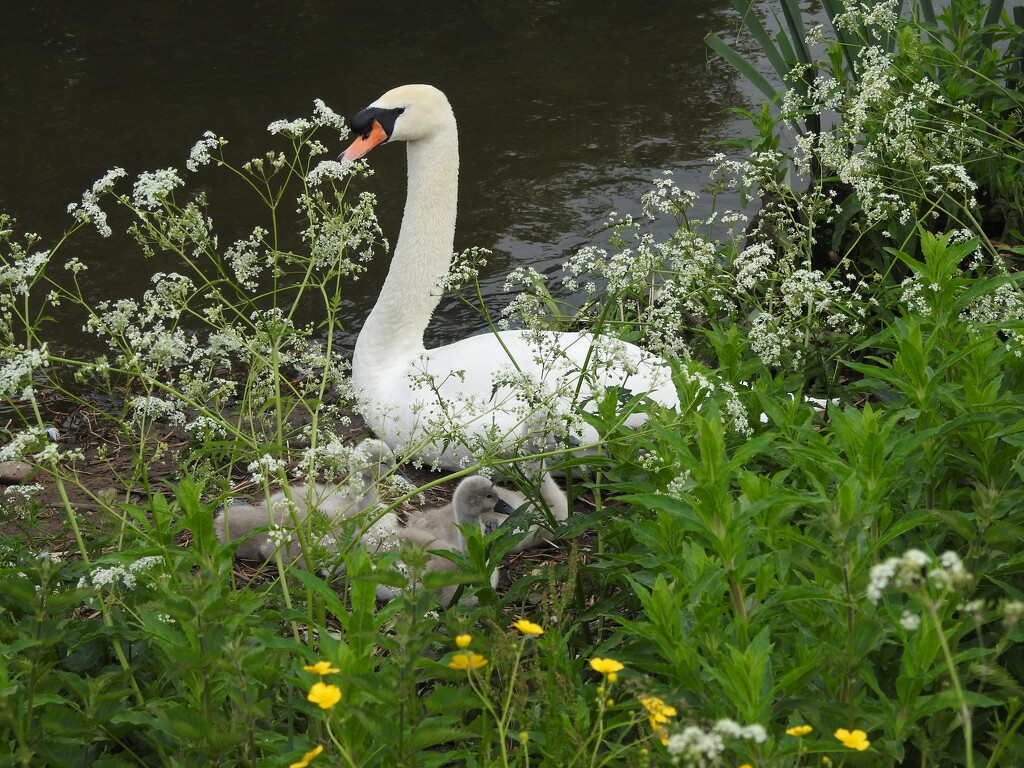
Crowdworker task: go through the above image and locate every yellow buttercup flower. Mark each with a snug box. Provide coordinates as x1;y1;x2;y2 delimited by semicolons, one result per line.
288;744;324;768
639;695;677;724
589;657;624;683
448;652;488;670
307;682;342;709
834;728;871;751
303;661;340;676
738;764;753;768
787;724;813;737
513;619;544;636
652;723;670;746
455;633;472;649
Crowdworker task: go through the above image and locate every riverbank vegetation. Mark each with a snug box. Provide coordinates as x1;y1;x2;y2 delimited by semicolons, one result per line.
2;0;1022;765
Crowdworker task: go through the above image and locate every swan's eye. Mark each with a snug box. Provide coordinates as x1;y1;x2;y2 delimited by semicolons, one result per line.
351;106;406;140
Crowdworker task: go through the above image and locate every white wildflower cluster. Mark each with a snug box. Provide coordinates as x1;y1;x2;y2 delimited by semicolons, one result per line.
248;454;288;486
268;117;313;137
243;151;289;175
1002;600;1024;628
666;719;767;762
719;382;752;438
898;276;931;314
132;168;184;211
960;281;1024;358
3;483;44;506
675;363;752;437
269;100;346;138
128;395;187;427
312;99;348;134
0;427;47;463
787;22;983;227
706;154;745;193
641;170;698;219
867;548;971;604
0;247;50;297
77;555;164;591
1;344;49;400
300;190;383;271
223;227;270;290
67;168;127;237
500;266;555;330
663;470;692;498
186;130;227;172
294;435;374;485
834;0;901;32
899;610;922;631
733;242;775;292
438;247;490;292
306;161;351;187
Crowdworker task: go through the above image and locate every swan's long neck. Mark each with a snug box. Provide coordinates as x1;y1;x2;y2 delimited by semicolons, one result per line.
354;124;459;381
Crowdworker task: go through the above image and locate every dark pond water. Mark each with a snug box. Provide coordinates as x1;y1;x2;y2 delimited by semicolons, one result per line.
1;0;774;356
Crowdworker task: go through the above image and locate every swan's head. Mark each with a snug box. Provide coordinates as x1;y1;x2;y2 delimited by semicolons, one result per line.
340;84;453;161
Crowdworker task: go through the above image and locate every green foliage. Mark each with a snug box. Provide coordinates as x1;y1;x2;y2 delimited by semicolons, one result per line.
2;5;1024;766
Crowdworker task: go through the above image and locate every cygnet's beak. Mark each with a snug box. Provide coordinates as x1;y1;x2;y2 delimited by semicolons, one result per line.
494;498;516;516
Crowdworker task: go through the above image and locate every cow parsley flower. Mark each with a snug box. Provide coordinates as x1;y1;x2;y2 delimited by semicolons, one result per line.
268;117;313;137
312;99;347;133
132;168;183;210
68;167;126;237
248;454;288;486
306;160;351;187
186;131;226;172
900;610;922;631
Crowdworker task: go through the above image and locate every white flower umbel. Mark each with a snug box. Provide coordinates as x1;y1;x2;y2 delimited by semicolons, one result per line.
267;117;313;137
186;131;227;172
0;248;50;297
867;548;972;604
312;98;348;133
132;168;184;211
900;610;922;631
1;344;49;400
67;168;127;237
666;726;724;761
78;555;163;592
306;160;351;187
248;454;288;486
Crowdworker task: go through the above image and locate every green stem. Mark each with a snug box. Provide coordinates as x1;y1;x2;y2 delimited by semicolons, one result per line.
925;600;973;768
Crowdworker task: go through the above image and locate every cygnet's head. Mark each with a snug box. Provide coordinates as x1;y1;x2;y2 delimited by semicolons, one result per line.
452;476;516;528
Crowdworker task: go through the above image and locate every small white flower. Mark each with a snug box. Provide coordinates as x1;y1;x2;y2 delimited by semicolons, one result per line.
267;117;312;136
899;611;921;631
186;130;226;171
132;168;183;210
306;160;351;186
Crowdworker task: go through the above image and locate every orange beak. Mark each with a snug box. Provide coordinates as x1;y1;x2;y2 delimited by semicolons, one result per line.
340;120;390;162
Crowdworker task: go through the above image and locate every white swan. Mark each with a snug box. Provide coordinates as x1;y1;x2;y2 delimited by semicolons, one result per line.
341;84;678;469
